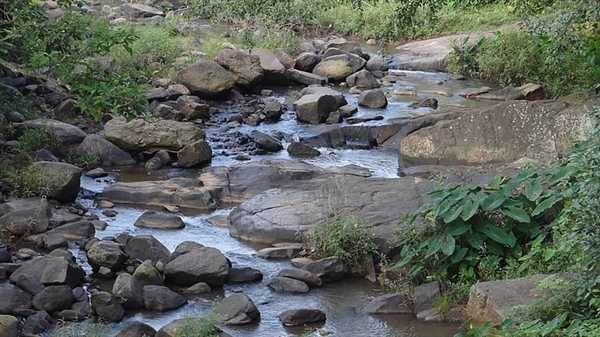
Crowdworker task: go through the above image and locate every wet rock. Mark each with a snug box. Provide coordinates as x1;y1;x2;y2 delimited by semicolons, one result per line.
251;48;286;83
164;247;230;287
122;3;164;17
346;70;379;89
414;281;441;314
294;94;338;125
10;256;85;289
177;140;212;168
286;69;327;86
135;211;185;230
0;315;17;337
145;150;171;171
105;117;204;152
338;104;358;118
0;283;32;314
86;168;106;178
30;161;81;202
117;322;157;337
77;134;136;166
466;274;551;324
263;99;283;121
364;293;413;314
256;245;302;259
409;97;438;109
302;257;347;283
313;55;354;82
290;257;315;269
294;52;320;72
214;294;260;325
91;290;124;322
227;267;263;284
287;142;320;158
249;131;283;152
300;86;347;108
22;310;51;335
133;260;163;286
87;240;126;272
0;247;9;263
358;89;387;108
143;285;186;312
268;277;309;293
32;285;74;312
155;318;229;337
102;209;117;217
181;282;211;295
43;220;95;247
279;309;326;326
366;56;388;72
0;198;49;235
321;49;366;73
17;119;86;145
123;235;171;264
459;86;492;98
215;48;263;86
278;269;322;287
113;272;144;309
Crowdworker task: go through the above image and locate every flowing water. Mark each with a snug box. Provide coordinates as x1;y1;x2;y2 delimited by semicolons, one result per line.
76;70;496;337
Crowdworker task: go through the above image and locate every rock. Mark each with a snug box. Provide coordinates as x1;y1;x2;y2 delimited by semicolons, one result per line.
135;211;185;230
358;89;387;108
0;247;9;263
104;117;204;152
278;269;322;287
0;283;32;314
279;309;326;326
181;282;211;295
346;70;379;89
364;293;413;314
171;241;205;260
102;209;117;217
290;257;315;269
227;267;263;284
256;246;301;259
215;48;263;86
263;99;283;121
117;322;157;337
366;56;388;72
113;272;144;309
5;111;24;123
313;55;355;81
400;100;595;165
32;285;74;312
0;198;49;235
10;256;85;289
86;168;106;178
91;291;124;322
155;318;228;337
32;149;58;162
251;48;286;83
414;281;441;314
30;161;81;202
122;3;164;17
43;220;95;246
294;52;321;72
302;257;346;283
286;69;327;86
123;235;171;264
294;94;338;125
17;119;86;145
274;49;295;69
145;150;171;171
268;277;309;293
287;142;320;158
300;86;347;107
0;315;17;337
214;294;260;325
164;247;230;287
459;87;492;98
22;310;51;335
177;140;212;168
466;275;551;324
409;97;438;109
77;134;135;166
143;285;186;312
338;104;358;118
87;240;126;272
518;83;544;100
176;61;236;95
249;131;283;152
321;49;366;72
133;260;163;286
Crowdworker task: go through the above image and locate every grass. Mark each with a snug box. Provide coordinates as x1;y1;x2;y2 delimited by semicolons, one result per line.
51;322;110;337
176;317;220;337
434;3;519;35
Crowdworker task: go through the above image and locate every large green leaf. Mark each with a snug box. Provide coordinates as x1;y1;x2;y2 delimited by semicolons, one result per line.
451;247;468;263
502;206;531;223
481;192;506;211
425;233;443;257
532;195;563;217
447;221;471;236
461;197;480;221
523;179;544;201
478;224;517;247
486;241;506;256
441;234;456;256
548;166;576;186
466;232;485;249
442;205;464;223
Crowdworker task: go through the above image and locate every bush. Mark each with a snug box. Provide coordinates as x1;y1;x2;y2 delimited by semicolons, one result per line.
308;214;377;266
16;128;56;153
51;322;110;337
3;165;49;198
176;317;220;337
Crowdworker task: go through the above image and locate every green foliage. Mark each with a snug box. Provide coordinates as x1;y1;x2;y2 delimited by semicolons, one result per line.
51;322;110;337
176;317;220;337
308;214;377;266
3;165;49;198
16;129;56;153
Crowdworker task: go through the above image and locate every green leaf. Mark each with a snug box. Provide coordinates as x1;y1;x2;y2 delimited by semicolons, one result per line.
451;247;468;263
425;233;443;257
461;197;480;221
486;241;506;256
466;232;485;249
441;234;456;256
442;205;464;224
481;192;506;211
478;224;517;247
532;195;563;217
548;166;576;186
523;179;544;201
447;221;471;236
502;206;531;223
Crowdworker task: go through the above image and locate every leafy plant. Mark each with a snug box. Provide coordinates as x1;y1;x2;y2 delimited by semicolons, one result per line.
16;128;56;153
176;317;220;337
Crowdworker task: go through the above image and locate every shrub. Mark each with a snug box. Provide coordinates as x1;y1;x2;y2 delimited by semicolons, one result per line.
308;214;377;266
16;128;56;153
3;165;49;198
176;317;220;337
51;322;110;337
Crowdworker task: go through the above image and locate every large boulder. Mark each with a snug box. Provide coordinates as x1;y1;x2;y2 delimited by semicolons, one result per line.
251;48;286;83
113;272;144;309
279;309;326;327
346;70;380;89
77;134;135;166
116;322;157;337
294;94;338;124
122;3;164;17
86;240;127;272
364;293;413;314
17;119;86;145
278;268;322;287
294;52;321;72
286;69;327;86
91;291;125;322
249;131;283;152
0;198;49;235
302;257;346;283
267;277;309;293
32;285;74;312
164;247;230;287
123;235;171;264
321;50;366;72
31;161;81;202
176;61;236;95
0;315;17;337
133;260;163;286
401;100;595;165
134;211;185;230
155;318;230;337
104;117;204;152
177;140;212;168
299;86;347;108
10;256;85;290
143;285;186;312
214;294;260;325
358;89;388;109
215;48;263;86
313;55;355;82
0;283;32;314
287;142;320;158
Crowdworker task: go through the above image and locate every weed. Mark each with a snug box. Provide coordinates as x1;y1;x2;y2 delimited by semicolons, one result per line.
51;322;111;337
176;316;220;337
4;165;49;198
16;128;56;154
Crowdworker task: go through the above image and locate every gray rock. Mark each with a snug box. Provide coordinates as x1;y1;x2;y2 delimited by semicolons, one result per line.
346;70;380;89
364;293;413;314
77;134;135;166
133;260;163;286
87;240;126;272
145;150;171;171
0;198;49;235
177;140;212;168
278;309;326;326
122;3;164;17
414;281;441;314
155;318;228;337
278;269;322;287
256;245;302;259
33;149;58;162
17;119;86;145
294;94;338;124
31;161;81;202
294;52;320;72
358;89;387;108
250;131;283;152
215;48;263;86
10;255;85;289
366;56;388;72
319;51;366;73
32;285;74;312
409;97;438;109
287;142;320;158
164;247;230;287
0;315;17;337
117;322;157;337
263;100;283;121
251;49;286;83
302;257;347;283
267;277;309;293
0;283;32;314
143;285;186;312
134;211;185;230
227;267;263;284
171;241;205;260
214;294;260;325
86;168;107;178
123;235;171;264
22;310;51;335
5;111;24;123
91;291;124;322
286;69;327;86
177;61;235;95
181;282;211;295
113;273;144;309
